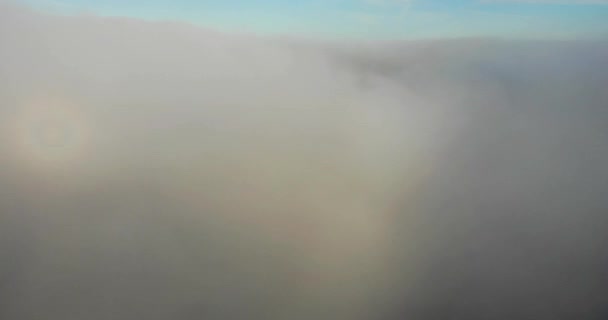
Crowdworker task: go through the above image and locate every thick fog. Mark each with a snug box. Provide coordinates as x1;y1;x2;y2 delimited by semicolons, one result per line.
1;3;607;320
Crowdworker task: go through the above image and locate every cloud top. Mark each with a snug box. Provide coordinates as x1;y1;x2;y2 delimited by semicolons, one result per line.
1;3;608;320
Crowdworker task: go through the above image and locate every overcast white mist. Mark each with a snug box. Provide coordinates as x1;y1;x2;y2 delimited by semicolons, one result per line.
1;3;607;320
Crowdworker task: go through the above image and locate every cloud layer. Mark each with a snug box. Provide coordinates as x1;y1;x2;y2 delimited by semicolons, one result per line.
1;3;607;320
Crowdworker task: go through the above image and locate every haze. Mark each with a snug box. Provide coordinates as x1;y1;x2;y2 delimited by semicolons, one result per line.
1;2;607;319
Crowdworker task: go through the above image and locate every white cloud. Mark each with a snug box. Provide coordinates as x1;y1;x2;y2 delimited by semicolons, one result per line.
1;3;608;320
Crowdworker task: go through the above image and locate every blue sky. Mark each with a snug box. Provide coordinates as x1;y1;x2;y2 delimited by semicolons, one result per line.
21;0;608;39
